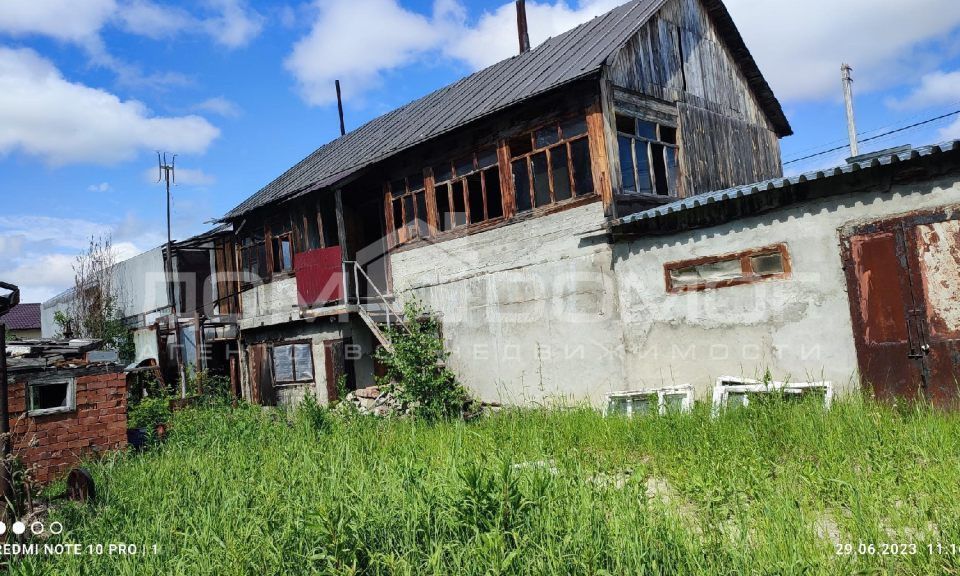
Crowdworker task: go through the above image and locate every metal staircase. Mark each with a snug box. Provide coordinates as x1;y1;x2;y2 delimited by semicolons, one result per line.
344;261;410;353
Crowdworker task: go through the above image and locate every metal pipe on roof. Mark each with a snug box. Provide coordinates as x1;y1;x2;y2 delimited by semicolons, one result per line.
336;80;346;136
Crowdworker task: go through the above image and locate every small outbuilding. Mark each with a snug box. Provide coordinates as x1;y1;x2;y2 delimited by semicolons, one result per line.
6;340;128;483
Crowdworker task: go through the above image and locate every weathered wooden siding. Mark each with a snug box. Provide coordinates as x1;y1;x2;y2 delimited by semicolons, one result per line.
678;103;781;195
607;0;782;197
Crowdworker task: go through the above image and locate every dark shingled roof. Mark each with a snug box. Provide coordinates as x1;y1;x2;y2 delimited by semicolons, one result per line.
224;0;790;220
0;303;41;331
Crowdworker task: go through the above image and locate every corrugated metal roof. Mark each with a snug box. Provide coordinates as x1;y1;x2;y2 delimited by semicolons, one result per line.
1;303;41;331
613;140;960;231
224;0;789;220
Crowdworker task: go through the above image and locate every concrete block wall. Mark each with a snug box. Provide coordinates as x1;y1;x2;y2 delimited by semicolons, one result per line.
240;276;301;330
9;370;128;483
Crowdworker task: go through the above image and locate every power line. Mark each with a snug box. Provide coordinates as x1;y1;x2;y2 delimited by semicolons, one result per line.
783;108;960;166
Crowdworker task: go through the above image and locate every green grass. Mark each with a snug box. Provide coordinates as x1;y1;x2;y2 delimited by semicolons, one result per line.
9;395;960;575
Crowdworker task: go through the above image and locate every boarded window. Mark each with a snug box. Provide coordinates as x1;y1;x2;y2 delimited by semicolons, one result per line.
272;342;314;384
665;244;791;292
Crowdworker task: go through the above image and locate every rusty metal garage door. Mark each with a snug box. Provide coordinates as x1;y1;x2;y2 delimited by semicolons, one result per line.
842;207;960;406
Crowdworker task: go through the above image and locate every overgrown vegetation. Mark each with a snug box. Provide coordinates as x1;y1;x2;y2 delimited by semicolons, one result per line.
11;395;960;575
53;235;134;363
374;301;473;420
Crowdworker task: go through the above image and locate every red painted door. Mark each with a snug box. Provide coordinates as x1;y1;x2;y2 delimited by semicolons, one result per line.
843;207;960;406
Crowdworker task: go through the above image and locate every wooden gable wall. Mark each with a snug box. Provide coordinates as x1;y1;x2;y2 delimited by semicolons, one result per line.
607;0;783;197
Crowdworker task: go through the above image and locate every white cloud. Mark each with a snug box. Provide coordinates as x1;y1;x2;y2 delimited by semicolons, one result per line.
115;0;194;39
285;0;442;106
0;47;220;166
724;0;960;102
889;70;960;110
194;96;242;117
141;166;216;186
446;0;623;70
938;116;960;141
286;0;624;106
0;0;117;43
87;182;112;193
203;0;264;49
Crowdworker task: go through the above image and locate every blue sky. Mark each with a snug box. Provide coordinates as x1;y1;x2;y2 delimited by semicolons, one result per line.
3;0;960;303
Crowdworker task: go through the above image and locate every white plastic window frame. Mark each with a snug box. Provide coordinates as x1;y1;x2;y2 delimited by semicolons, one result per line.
605;384;694;417
27;377;77;417
711;376;833;417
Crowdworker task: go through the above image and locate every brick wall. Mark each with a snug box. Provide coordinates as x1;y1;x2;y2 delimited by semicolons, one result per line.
8;370;128;483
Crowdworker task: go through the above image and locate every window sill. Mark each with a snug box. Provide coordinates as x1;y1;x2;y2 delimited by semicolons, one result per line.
274;382;314;388
28;406;75;418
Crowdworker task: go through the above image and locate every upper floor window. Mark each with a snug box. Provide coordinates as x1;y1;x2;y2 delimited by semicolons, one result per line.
240;229;268;284
616;114;679;197
389;173;429;243
510;117;594;212
269;218;294;274
433;149;503;233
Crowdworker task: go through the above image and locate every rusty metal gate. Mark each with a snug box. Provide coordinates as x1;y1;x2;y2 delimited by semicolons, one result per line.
842;206;960;406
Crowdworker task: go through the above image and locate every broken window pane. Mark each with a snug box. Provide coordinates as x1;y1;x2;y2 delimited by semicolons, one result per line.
416;192;429;237
560;118;587;139
569;138;594;196
392;198;403;232
651;143;669;196
407;173;424;192
615;114;635;134
551;145;572;201
29;382;70;412
513;159;532;212
484;167;503;219
467;173;485;224
272;345;294;382
294;344;314;382
403;196;416;235
660;125;677;145
455;156;475;177
304;211;321;250
433;162;452;183
477;148;498;169
390;178;406;197
535;125;560;148
665;147;679;196
531;152;551;207
510;134;533;157
751;252;785;276
435;183;451;231
618;135;636;193
452;180;467;227
635;141;653;195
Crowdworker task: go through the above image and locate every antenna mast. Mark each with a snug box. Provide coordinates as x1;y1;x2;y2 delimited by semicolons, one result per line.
158;152;186;397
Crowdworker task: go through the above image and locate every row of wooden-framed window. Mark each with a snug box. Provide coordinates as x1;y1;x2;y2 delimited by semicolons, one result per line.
387;116;596;245
239;196;339;286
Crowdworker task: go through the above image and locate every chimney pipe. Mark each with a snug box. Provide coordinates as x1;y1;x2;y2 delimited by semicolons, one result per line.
516;0;530;54
335;79;346;136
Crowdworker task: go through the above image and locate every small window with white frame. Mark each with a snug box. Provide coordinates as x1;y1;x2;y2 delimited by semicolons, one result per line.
606;385;693;417
27;377;76;416
711;376;832;417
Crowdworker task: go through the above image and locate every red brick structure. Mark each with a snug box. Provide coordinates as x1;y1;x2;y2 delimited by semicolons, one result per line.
8;369;128;483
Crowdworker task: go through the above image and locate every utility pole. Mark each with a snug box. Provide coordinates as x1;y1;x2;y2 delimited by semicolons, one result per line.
158;153;187;398
841;64;859;158
335;80;346;137
0;281;20;522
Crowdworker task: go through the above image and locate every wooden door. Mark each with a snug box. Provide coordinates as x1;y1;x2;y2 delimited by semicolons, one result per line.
842;208;960;406
323;338;356;403
248;344;276;406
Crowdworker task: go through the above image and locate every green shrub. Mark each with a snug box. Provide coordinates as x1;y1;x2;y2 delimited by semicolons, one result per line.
127;394;172;430
375;300;473;420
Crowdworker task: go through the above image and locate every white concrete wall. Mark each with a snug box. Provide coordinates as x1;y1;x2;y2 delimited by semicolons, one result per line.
612;176;960;398
390;200;627;405
239;276;301;330
41;247;170;337
390;174;960;405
